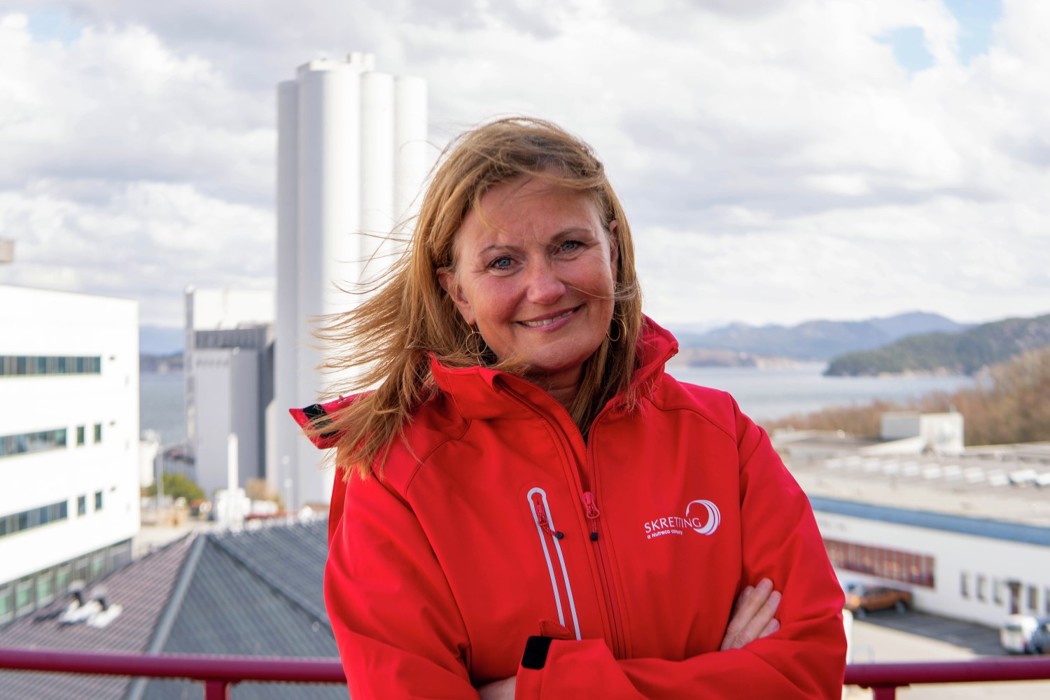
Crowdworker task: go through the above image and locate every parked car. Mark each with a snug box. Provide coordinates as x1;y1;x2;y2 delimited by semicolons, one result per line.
843;582;912;618
1000;615;1050;654
1035;618;1050;654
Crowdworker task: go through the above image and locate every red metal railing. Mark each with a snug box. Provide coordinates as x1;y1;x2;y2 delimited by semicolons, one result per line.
1;647;1050;698
845;657;1050;699
0;647;345;699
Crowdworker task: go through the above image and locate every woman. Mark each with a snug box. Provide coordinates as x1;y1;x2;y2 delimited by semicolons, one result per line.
292;117;846;698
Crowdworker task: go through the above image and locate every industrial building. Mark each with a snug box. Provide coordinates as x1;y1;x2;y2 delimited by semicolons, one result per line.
273;52;429;508
777;419;1050;629
0;285;140;625
182;287;274;501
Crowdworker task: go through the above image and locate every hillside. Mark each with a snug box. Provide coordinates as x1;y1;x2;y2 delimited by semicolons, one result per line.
825;313;1050;376
674;311;967;361
765;344;1050;446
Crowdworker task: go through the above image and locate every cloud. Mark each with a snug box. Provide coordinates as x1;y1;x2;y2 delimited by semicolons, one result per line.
0;0;1048;329
0;181;273;324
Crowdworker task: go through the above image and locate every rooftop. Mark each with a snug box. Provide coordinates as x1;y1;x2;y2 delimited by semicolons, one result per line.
783;440;1050;529
0;517;340;700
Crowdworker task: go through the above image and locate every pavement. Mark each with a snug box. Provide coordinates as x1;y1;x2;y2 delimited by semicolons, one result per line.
847;609;1049;698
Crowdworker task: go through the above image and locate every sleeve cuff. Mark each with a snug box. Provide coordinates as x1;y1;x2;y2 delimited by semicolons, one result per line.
521;635;554;670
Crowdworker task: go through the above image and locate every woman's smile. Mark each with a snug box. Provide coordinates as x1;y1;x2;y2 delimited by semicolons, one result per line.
518;306;580;329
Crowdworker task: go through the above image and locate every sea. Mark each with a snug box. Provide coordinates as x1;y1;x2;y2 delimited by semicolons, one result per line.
139;371;187;446
139;364;976;445
667;363;975;422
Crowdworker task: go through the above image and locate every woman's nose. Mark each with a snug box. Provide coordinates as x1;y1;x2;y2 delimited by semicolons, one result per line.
524;261;566;304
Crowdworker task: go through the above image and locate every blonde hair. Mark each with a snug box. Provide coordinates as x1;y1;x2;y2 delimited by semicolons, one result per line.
315;117;643;479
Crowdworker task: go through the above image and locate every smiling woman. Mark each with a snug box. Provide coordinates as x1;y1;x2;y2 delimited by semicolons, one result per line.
438;176;619;408
291;117;847;699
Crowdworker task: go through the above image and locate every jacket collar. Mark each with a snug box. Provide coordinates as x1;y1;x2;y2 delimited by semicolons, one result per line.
292;316;680;445
428;315;679;420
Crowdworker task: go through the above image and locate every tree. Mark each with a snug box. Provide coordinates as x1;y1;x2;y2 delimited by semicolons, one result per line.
146;472;205;502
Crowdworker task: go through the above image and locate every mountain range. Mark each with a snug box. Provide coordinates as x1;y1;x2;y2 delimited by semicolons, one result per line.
824;313;1050;376
671;311;970;362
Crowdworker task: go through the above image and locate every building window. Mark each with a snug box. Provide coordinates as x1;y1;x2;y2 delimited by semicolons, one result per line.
55;565;71;597
0;499;71;539
0;584;12;624
94;491;103;511
15;579;33;615
994;579;1004;605
77;495;87;516
93;423;102;443
977;575;987;601
1029;586;1039;612
35;572;55;607
0;355;102;377
960;572;969;599
0;428;68;459
76;426;86;446
823;539;935;588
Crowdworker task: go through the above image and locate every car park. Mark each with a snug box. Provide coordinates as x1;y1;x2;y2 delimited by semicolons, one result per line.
843;582;913;618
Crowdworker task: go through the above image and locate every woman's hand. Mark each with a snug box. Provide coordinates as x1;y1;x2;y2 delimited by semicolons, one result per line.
477;581;778;696
478;676;516;700
720;577;782;651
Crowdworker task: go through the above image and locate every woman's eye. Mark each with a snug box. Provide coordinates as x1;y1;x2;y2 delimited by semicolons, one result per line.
558;240;582;254
488;256;514;271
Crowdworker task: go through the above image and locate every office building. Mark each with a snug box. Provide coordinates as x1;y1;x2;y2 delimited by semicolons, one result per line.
0;285;140;624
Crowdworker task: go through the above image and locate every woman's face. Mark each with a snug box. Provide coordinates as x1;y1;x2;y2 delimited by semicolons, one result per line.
440;176;618;393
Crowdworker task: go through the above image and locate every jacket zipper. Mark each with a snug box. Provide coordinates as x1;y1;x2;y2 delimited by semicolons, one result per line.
527;487;581;640
582;489;626;658
502;381;624;651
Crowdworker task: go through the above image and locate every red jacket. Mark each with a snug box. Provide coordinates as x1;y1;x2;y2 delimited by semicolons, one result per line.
293;318;846;699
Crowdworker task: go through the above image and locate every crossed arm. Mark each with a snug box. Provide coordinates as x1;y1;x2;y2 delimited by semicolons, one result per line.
478;578;783;699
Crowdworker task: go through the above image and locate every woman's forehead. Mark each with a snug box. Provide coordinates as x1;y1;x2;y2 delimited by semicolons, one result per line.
459;182;600;241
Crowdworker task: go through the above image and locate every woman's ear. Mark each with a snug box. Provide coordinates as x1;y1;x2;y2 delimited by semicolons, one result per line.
438;267;476;325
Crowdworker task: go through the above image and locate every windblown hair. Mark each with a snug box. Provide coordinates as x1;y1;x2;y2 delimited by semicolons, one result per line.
314;116;644;479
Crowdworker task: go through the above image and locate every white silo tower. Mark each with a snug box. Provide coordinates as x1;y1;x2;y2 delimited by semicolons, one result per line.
275;53;429;508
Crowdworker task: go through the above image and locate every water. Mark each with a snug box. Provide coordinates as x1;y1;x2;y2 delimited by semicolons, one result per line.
667;362;976;422
138;365;977;441
139;371;185;446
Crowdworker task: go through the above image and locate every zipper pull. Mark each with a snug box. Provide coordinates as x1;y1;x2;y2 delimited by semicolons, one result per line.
582;491;600;542
531;492;564;539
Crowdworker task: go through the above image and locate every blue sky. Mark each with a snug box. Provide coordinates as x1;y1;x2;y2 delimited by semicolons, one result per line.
881;0;1001;72
1;0;1048;331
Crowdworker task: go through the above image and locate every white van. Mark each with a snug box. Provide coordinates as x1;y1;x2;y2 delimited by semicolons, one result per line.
1000;614;1040;654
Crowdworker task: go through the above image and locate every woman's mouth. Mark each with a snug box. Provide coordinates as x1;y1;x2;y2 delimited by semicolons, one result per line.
519;307;579;328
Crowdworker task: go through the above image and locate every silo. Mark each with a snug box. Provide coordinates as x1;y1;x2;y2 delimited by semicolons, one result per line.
274;55;429;507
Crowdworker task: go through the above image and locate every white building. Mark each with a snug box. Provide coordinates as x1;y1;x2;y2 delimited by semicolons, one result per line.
814;496;1050;629
784;434;1050;630
183;288;274;500
0;285;140;624
274;52;429;508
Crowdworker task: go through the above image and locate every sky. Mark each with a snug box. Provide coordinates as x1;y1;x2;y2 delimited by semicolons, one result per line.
1;0;1048;334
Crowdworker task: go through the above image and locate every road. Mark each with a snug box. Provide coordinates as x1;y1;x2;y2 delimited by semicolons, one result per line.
847;609;1048;698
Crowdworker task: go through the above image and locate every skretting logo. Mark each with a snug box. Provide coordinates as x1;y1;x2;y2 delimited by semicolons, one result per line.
643;499;721;540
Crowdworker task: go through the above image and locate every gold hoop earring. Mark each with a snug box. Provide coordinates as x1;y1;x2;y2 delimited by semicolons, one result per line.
465;326;487;359
607;317;625;342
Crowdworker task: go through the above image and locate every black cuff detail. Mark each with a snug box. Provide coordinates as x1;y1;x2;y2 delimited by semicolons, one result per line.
521;635;553;670
302;403;337;439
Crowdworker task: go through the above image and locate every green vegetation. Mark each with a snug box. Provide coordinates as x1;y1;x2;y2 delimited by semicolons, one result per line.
825;313;1050;376
766;345;1050;446
145;472;205;502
